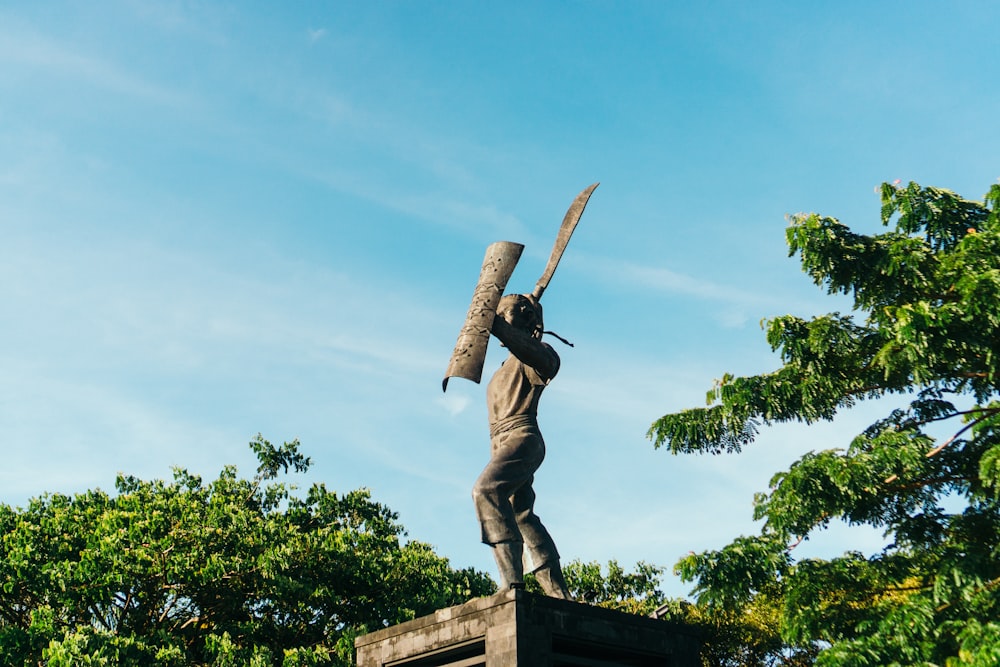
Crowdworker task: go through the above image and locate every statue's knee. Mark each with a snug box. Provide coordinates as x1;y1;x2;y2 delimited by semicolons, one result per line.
471;481;494;506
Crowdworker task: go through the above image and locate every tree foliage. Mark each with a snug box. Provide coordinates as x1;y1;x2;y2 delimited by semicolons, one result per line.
539;559;810;666
0;436;494;666
650;181;1000;665
525;559;667;616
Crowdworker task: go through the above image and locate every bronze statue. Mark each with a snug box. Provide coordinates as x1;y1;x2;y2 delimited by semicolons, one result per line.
444;184;598;598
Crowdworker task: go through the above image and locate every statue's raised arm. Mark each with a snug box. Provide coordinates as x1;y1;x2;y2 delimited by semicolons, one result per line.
490;294;559;381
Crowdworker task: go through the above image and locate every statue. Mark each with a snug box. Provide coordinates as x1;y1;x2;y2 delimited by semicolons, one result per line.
444;184;599;598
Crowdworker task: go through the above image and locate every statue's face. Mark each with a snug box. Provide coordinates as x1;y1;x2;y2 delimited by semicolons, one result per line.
498;295;542;337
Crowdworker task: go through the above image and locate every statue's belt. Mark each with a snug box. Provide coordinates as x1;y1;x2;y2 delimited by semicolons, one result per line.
489;414;538;438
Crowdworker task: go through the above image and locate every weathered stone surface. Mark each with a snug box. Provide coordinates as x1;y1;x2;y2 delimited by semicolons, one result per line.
355;589;701;666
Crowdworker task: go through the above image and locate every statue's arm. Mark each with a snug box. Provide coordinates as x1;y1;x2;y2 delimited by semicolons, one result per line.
490;317;559;380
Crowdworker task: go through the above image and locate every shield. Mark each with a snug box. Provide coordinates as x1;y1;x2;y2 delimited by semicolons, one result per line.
442;241;524;391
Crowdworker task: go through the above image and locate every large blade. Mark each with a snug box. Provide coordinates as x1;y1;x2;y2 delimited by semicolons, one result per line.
532;182;599;300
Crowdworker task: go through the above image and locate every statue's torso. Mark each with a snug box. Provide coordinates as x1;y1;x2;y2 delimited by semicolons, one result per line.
486;352;557;428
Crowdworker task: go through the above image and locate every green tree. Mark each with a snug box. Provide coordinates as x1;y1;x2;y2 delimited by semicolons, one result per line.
533;559;805;666
0;436;494;666
650;181;1000;665
526;559;667;615
656;591;817;667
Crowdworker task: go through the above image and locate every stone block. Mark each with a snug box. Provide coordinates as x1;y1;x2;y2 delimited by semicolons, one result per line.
356;589;701;666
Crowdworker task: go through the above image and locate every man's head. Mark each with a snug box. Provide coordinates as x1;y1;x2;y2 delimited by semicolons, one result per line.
496;293;543;339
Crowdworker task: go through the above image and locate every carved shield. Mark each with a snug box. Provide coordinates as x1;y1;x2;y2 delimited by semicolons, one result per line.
443;241;524;391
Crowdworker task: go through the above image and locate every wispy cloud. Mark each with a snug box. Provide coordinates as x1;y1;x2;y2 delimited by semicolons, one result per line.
119;0;230;44
0;23;191;108
304;165;532;243
611;259;778;308
0;223;467;494
437;392;471;417
0;359;239;501
576;251;836;328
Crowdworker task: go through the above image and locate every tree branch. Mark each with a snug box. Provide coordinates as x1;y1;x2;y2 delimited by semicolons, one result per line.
935;575;1000;613
924;408;997;459
884;408;999;483
157;595;177;625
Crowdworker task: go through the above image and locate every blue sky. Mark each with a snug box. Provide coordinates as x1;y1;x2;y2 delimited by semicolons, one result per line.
2;2;998;598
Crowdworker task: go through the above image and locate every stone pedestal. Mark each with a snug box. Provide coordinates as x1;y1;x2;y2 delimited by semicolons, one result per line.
355;589;701;666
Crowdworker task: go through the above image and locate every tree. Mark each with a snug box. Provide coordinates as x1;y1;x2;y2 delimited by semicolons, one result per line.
649;181;1000;665
532;559;807;666
0;436;494;666
525;559;667;615
657;591;817;667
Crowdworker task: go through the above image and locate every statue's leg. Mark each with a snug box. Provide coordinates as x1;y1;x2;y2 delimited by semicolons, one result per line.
492;540;525;591
472;430;544;588
472;459;527;546
512;483;572;600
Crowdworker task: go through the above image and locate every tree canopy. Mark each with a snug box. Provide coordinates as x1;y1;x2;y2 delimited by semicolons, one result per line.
544;559;807;666
650;181;1000;665
0;436;494;666
526;559;667;616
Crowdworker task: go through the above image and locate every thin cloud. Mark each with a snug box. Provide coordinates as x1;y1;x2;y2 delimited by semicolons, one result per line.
437;393;471;417
581;252;833;319
619;260;771;306
0;361;239;503
120;0;230;44
0;25;191;108
306;166;533;243
0;230;477;504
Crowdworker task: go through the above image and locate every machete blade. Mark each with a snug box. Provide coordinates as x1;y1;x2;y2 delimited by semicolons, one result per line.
532;182;599;300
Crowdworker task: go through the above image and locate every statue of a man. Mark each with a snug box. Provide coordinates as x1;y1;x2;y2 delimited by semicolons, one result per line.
471;292;571;598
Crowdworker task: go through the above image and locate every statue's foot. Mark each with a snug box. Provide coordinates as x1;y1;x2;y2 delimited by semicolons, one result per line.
534;563;572;600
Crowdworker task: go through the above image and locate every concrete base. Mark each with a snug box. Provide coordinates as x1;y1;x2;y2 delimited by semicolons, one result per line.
355;589;701;666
